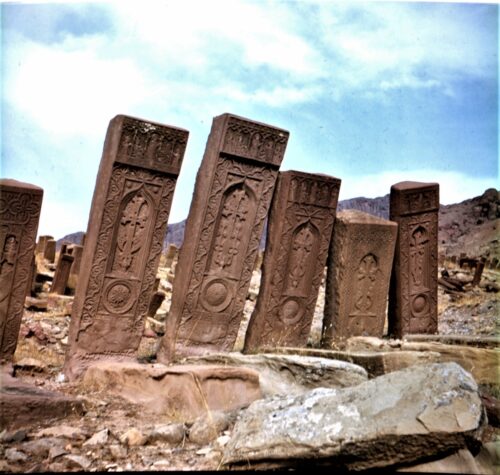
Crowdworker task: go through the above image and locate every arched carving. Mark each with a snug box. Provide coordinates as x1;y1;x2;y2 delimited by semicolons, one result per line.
350;253;379;317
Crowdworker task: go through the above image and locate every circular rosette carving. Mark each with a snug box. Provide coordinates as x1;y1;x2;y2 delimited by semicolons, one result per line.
411;293;430;317
279;297;304;325
102;280;136;314
200;277;233;313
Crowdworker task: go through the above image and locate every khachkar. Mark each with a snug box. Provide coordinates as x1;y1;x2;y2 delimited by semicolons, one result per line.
157;113;289;362
321;210;397;346
388;181;439;338
0;179;43;365
64;115;188;380
243;171;340;352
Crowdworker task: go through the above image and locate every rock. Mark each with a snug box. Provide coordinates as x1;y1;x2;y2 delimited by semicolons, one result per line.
48;445;68;460
24;297;48;311
183;353;367;397
120;428;148;447
480;393;500;427
152;459;171;469
149;423;186;445
108;444;127;460
5;448;28;463
146;316;166;335
1;373;85;429
188;411;236;445
1;429;27;443
20;437;66;458
63;454;92;470
33;424;87;440
81;362;262;422
222;363;485;470
83;428;109;446
398;447;495;474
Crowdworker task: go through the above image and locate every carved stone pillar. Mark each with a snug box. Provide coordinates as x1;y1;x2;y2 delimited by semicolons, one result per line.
157;113;289;362
244;171;340;352
388;181;439;338
64;115;188;380
0;179;43;365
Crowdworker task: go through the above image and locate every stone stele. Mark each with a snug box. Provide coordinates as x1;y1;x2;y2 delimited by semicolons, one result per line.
388;181;439;338
0;179;43;365
244;170;340;352
64;115;188;380
157;113;289;362
321;210;398;345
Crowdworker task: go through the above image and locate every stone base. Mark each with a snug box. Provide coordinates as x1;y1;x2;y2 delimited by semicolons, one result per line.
0;372;85;430
81;362;262;422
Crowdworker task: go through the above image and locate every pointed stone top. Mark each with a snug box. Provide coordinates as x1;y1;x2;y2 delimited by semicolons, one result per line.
0;178;43;192
336;209;397;226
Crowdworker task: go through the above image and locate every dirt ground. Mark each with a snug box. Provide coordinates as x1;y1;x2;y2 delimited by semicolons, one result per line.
1;261;499;472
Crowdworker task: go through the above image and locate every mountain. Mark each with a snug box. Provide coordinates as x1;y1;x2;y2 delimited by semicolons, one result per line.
57;188;499;259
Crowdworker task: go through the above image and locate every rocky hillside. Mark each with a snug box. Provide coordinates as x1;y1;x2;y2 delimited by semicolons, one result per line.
57;188;499;259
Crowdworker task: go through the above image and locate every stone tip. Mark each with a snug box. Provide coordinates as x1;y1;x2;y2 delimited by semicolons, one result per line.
0;178;44;192
391;181;439;191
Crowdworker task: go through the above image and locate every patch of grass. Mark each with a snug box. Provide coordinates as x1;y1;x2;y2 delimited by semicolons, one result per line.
13;337;64;368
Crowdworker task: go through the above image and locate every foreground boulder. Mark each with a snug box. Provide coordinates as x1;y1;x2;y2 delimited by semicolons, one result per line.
182;353;368;396
222;362;486;470
81;362;261;422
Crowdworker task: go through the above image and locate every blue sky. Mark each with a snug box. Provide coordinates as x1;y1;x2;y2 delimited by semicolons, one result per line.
1;0;498;239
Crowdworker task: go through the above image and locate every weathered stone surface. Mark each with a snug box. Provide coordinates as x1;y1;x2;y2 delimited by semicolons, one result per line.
322;210;397;344
164;243;178;269
389;181;439;337
64;115;188;380
183;353;367;397
33;424;87;440
158;113;288;362
345;336;499;384
50;253;74;295
81;361;262;422
222;363;485;470
0;179;43;364
188;410;236;445
147;290;166;318
36;235;54;254
148;423;186;445
120;428;148;446
43;239;56;263
0;372;85;429
244;171;340;351
24;297;48;311
271;345;441;378
68;244;84;277
82;428;109;446
403;333;499;348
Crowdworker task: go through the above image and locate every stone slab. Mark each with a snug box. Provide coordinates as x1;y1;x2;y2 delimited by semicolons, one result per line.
158;113;288;362
182;352;367;397
322;210;397;344
389;181;439;337
222;362;485;470
244;171;340;352
64;115;188;380
0;372;85;430
0;179;43;364
81;361;262;422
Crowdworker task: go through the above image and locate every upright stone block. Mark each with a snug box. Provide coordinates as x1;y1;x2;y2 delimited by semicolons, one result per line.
43;239;56;263
50;253;74;295
388;181;439;338
0;179;43;364
243;171;340;352
321;210;397;346
64;115;188;380
36;235;53;254
68;244;84;277
164;243;178;269
158;113;289;362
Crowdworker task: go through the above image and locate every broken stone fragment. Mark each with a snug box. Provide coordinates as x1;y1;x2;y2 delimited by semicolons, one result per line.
222;362;485;470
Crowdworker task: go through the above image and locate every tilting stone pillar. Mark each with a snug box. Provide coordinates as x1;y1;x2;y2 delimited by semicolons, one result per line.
64;115;188;380
244;171;340;352
0;179;43;365
44;239;56;263
158;113;289;362
321;210;397;346
388;181;439;338
68;244;84;277
50;253;74;295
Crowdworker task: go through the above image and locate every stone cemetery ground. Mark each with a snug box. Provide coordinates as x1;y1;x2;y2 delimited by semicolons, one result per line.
1;254;499;473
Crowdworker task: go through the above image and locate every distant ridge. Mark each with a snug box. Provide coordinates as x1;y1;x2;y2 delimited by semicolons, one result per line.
57;188;499;258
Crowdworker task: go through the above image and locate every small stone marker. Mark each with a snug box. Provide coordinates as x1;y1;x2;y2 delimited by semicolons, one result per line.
321;210;397;345
158;113;289;362
472;258;485;287
164;243;178;269
64;115;188;380
43;239;56;263
50;253;74;295
68;244;84;277
244;171;340;352
388;181;439;338
36;235;53;254
0;179;43;364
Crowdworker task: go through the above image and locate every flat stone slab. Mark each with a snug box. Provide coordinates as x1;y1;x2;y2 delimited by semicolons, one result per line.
182;353;368;397
270;346;441;378
222;362;485;470
0;372;85;429
403;333;499;349
81;362;262;422
345;336;499;384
